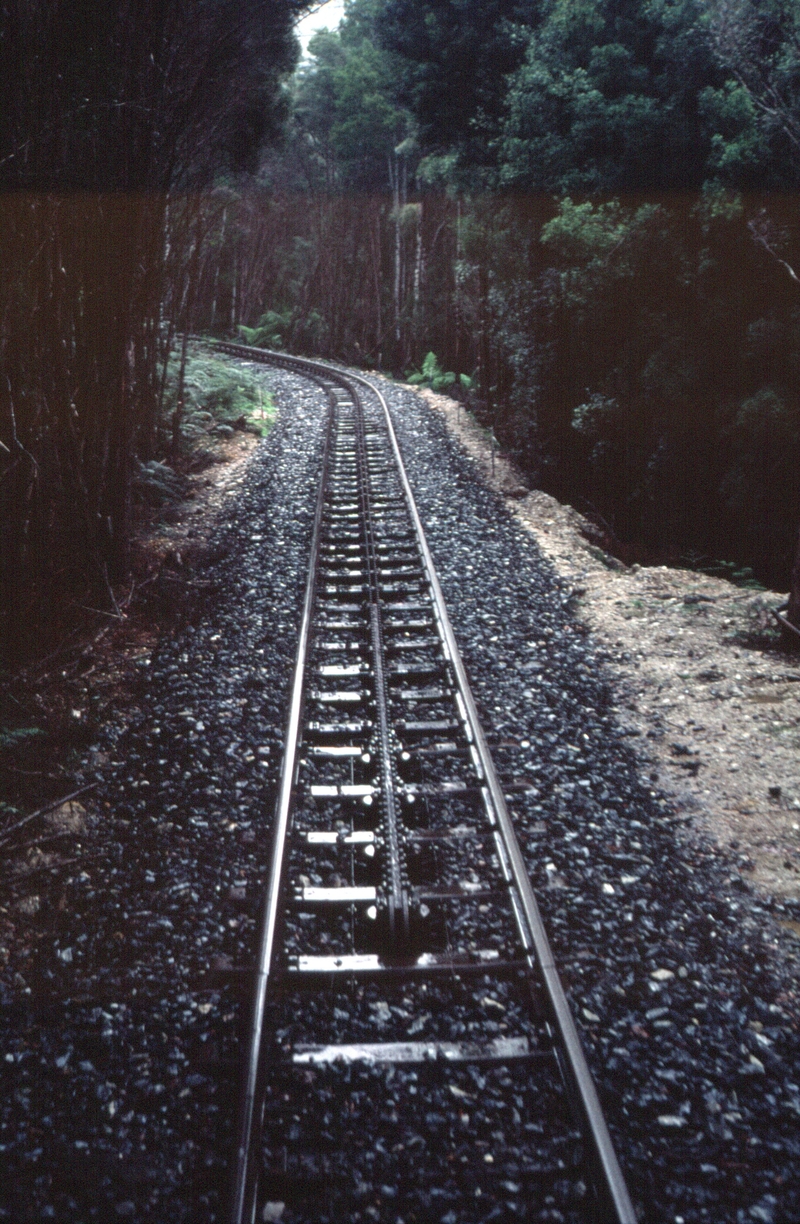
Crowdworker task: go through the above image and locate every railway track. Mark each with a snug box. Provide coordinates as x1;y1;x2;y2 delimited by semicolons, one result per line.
208;342;635;1224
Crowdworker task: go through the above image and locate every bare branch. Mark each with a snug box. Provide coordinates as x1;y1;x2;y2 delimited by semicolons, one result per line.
748;213;800;285
0;784;97;848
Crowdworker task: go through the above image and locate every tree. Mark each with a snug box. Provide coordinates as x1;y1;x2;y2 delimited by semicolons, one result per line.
377;0;539;175
499;0;719;192
0;0;304;659
246;2;430;368
173;0;800;610
705;0;800;183
705;0;800;629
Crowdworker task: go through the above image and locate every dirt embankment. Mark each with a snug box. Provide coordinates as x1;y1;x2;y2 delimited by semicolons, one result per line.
412;384;800;916
0;429;259;867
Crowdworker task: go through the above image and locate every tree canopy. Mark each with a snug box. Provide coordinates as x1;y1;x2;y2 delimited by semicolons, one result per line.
258;0;800;595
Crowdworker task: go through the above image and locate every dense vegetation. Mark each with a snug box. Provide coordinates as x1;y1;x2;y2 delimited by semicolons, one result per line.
218;0;800;601
3;0;800;659
0;0;302;659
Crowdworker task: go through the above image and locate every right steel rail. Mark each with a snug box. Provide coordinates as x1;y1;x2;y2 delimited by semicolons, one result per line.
356;368;636;1223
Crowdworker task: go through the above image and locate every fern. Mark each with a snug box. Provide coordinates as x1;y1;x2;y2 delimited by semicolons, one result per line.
681;555;766;590
237;308;292;351
406;351;456;392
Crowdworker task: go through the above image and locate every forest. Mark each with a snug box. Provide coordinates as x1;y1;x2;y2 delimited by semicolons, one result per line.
2;0;800;661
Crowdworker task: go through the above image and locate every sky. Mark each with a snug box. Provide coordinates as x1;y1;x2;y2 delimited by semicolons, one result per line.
295;0;346;55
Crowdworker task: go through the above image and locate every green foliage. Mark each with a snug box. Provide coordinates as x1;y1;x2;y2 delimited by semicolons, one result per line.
378;0;538;173
695;185;744;225
699;81;768;183
295;29;348;157
239;309;293;350
406;351;456;391
196;0;800;601
165;349;276;443
490;180;800;586
295;5;414;190
332;38;408;173
682;556;766;590
415;152;461;187
571;393;619;437
704;0;800;187
499;0;719;192
541;198;662;268
0;726;43;750
298;309;329;350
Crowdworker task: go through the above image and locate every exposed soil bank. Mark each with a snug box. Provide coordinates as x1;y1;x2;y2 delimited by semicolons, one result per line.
413;384;800;915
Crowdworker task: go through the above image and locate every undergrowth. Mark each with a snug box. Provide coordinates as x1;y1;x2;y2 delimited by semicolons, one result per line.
406;351;473;394
134;345;276;506
165;345;276;442
681;554;766;591
0;725;43;751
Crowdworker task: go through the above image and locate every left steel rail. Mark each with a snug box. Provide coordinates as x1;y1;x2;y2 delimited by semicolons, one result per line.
227;376;335;1224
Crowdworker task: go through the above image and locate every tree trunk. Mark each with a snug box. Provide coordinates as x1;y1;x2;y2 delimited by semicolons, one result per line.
371;208;382;363
172;212;204;464
478;263;492;415
209;205;227;334
786;520;800;632
412;202;423;350
389;154;401;352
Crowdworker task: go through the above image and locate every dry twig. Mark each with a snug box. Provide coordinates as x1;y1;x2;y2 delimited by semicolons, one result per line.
0;783;96;848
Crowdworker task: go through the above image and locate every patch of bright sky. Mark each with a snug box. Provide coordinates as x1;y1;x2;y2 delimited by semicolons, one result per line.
296;0;346;56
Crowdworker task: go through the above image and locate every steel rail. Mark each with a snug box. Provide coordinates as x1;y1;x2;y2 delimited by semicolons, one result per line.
350;368;637;1224
209;340;635;1224
228;386;335;1224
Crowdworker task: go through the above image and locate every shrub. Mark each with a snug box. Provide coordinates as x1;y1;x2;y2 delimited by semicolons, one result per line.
162;348;277;459
238;308;293;350
406;351;456;392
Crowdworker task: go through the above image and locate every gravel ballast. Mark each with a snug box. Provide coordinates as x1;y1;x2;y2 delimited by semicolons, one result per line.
1;358;799;1223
